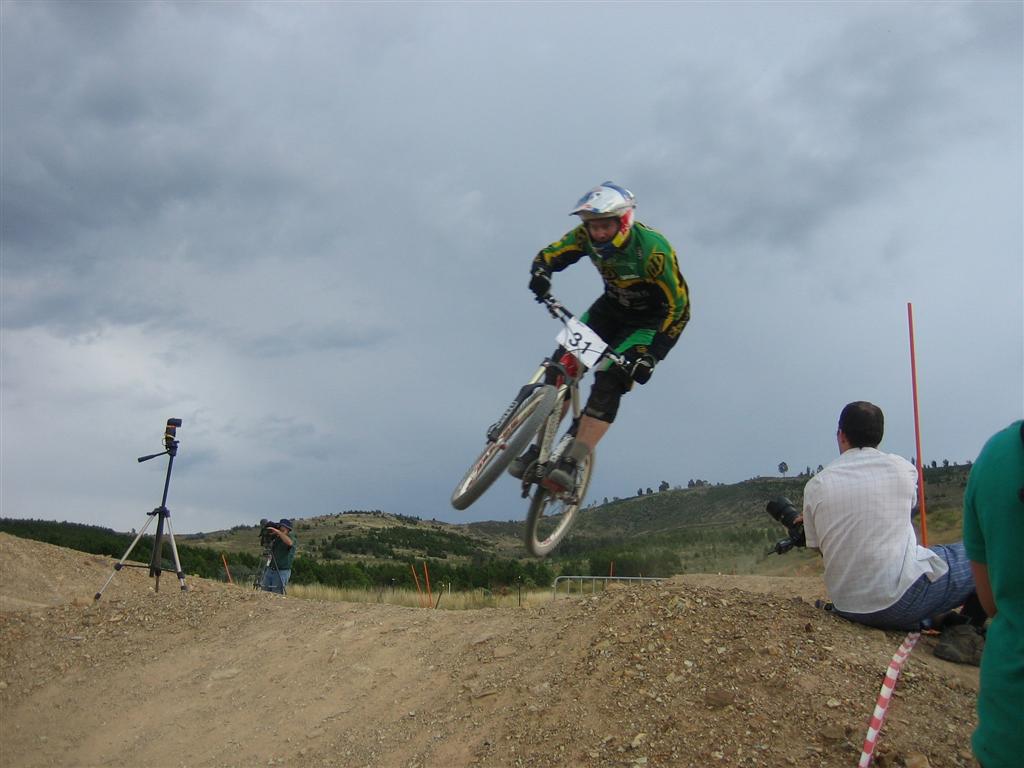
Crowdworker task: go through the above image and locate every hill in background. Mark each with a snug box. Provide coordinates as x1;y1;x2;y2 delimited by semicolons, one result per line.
183;464;969;566
1;465;969;590
186;460;966;557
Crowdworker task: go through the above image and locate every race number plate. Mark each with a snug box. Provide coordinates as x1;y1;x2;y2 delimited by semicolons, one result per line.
556;317;608;369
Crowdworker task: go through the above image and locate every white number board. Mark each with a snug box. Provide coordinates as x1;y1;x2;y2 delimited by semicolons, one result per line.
555;317;608;369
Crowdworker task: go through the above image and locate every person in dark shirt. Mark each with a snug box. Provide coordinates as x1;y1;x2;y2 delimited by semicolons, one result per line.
260;518;296;595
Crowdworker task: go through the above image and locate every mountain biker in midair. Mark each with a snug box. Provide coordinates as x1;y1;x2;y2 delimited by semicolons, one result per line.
510;181;690;494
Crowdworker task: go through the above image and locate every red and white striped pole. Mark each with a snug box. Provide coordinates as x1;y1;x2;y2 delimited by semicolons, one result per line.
859;631;922;767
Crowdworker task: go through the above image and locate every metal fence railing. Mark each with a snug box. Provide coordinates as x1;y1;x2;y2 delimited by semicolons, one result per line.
551;575;664;599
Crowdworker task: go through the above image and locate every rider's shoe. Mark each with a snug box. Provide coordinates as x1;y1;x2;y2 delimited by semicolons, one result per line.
507;444;540;479
542;456;578;495
543;438;591;495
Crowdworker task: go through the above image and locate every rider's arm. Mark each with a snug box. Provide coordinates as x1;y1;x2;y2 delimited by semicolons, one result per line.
533;227;589;274
643;230;690;360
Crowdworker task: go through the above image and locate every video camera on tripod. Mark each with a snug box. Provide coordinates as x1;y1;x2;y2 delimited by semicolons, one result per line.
765;496;806;555
95;418;189;601
133;417;182;463
253;518;293;594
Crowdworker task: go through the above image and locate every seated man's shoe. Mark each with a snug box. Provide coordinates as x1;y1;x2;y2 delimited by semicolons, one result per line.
930;610;970;630
507;444;540;479
933;624;985;666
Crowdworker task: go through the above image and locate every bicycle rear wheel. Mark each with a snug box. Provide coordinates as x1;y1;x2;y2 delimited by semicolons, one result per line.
524;452;594;557
451;385;558;511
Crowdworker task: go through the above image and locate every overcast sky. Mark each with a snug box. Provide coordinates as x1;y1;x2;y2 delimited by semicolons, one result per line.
2;1;1021;538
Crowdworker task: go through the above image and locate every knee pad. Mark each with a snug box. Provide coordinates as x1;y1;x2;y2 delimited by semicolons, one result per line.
584;369;631;423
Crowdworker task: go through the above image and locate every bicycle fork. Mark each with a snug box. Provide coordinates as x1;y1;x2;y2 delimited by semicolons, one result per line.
519;379;581;498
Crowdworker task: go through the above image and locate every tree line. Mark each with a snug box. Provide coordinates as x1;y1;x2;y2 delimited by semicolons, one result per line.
0;518;554;591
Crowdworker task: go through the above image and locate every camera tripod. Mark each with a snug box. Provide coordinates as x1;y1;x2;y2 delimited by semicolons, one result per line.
253;547;287;595
253;523;287;595
95;418;189;601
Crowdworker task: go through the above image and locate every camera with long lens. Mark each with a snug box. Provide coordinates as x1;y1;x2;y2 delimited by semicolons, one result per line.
258;519;279;548
766;496;806;554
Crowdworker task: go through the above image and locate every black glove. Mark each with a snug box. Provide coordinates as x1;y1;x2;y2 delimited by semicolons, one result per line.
625;349;656;384
529;266;551;299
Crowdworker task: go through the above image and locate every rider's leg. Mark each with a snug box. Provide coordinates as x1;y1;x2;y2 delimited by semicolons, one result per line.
543;370;627;493
573;415;610;453
540;416;609;491
508;350;575;479
508;397;574;478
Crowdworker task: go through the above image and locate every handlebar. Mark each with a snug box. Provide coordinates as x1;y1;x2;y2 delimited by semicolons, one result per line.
538;293;571;321
539;294;627;369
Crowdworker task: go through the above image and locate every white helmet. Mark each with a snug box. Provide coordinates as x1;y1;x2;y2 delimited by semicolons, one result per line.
570;181;636;248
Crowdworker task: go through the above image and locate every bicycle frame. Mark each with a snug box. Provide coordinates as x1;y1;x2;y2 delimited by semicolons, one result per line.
514;359;581;492
450;294;626;535
516;295;624;493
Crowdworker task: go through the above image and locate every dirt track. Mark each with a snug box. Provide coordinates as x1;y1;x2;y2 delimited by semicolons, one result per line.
0;533;980;768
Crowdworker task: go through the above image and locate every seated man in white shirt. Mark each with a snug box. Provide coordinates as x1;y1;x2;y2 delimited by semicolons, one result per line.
801;401;984;634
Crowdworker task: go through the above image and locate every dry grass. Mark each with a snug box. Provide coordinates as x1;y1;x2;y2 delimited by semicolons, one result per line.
286;582;555;610
286;574;678;609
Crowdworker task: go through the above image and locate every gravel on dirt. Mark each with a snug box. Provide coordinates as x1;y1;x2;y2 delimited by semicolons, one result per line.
0;533;980;768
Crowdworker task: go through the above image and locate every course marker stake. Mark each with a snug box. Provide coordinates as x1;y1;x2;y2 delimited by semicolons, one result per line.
859;631;921;767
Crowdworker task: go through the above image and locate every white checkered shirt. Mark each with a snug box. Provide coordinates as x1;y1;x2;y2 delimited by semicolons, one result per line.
802;447;948;613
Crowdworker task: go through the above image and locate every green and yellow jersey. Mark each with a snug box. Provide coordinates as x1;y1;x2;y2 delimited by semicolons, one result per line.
532;222;690;359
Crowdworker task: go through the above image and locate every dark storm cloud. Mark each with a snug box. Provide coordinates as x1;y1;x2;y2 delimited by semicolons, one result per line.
634;3;1015;255
0;270;156;332
1;1;351;280
3;4;205;260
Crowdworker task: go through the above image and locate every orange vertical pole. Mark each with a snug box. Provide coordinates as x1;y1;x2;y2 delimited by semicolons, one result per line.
221;554;233;584
410;564;425;607
907;302;929;545
422;562;433;608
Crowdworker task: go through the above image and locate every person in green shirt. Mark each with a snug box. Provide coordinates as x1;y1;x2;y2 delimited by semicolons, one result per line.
260;518;296;595
962;420;1024;768
512;181;690;494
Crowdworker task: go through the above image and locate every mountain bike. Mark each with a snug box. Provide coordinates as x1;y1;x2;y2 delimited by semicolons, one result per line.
450;295;626;556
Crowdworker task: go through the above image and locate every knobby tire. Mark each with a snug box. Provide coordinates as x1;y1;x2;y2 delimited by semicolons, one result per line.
451;385;558;510
524;452;594;557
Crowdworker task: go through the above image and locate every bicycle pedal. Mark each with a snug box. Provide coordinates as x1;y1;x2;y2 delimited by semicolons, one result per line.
540;478;571;495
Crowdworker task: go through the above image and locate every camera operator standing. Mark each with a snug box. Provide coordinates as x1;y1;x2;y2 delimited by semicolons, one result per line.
260;519;296;595
799;402;986;653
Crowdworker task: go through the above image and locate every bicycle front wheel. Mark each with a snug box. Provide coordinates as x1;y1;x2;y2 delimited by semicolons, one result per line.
524;452;594;557
451;385;558;511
